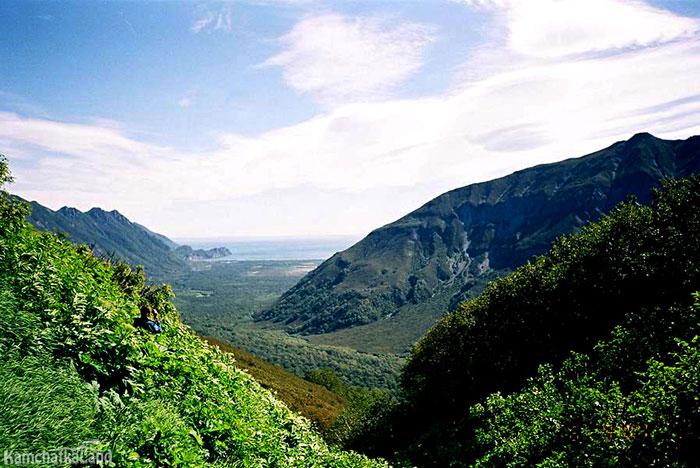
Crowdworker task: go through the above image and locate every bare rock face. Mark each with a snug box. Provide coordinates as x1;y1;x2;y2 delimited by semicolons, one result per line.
257;133;700;335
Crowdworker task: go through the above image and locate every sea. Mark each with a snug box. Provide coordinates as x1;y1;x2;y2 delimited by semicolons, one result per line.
173;236;361;261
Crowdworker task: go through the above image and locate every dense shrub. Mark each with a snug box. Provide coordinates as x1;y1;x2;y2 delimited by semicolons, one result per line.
304;369;398;448
471;295;700;467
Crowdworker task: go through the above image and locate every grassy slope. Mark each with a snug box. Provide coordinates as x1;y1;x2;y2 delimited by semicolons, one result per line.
202;336;349;431
0;187;387;467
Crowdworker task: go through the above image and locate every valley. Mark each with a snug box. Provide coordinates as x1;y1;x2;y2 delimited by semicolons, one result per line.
4;133;700;467
6;1;700;465
166;258;404;389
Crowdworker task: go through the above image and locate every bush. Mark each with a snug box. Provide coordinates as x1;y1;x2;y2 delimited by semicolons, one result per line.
471;296;700;468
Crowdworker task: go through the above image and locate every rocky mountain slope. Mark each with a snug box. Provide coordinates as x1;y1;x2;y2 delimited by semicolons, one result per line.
258;133;700;338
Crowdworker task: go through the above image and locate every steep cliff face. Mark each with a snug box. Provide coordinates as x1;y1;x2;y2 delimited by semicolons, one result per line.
258;133;700;334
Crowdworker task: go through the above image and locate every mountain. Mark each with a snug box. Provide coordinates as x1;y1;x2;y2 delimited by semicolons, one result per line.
23;200;189;277
135;222;179;250
23;199;231;278
353;176;700;467
258;133;700;344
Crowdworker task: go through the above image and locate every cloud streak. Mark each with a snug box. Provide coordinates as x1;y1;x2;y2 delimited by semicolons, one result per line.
191;8;233;33
455;0;700;57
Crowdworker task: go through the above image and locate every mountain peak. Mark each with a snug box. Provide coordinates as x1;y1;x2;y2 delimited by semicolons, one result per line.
628;132;657;143
27;202;188;277
58;206;83;216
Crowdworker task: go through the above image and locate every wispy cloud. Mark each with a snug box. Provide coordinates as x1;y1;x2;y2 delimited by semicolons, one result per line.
191;8;233;33
0;91;49;117
177;97;192;108
259;13;436;108
454;0;700;57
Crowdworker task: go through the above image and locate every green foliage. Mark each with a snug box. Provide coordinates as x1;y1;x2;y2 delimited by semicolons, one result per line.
203;336;349;431
0;155;29;235
0;160;388;467
304;369;399;449
470;297;700;468
360;176;700;467
405;176;700;410
170;260;403;390
305;368;348;395
0;351;98;452
23;196;189;278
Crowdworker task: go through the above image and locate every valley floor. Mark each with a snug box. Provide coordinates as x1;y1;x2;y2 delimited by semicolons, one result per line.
166;259;404;390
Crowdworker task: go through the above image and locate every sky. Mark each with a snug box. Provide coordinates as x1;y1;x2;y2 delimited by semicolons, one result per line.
2;0;700;238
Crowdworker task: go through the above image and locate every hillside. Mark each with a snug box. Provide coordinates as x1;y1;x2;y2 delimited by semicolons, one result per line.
202;336;349;431
258;133;700;347
353;176;700;467
0;160;387;467
23;199;229;278
24;199;189;277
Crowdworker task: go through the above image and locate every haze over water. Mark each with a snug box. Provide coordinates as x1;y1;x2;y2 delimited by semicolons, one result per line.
175;236;360;261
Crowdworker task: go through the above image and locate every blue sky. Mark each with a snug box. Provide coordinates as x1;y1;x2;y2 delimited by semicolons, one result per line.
2;0;700;237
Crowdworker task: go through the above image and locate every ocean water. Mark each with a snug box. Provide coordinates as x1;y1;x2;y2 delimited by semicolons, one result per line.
174;236;361;261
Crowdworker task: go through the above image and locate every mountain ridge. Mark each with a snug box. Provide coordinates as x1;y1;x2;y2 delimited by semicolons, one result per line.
22;199;230;278
258;133;700;343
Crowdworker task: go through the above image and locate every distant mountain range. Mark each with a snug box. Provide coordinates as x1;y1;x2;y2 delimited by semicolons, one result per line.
22;199;230;277
257;133;700;347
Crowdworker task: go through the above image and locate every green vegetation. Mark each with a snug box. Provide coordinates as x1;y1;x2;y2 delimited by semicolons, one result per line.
304;369;397;449
0;157;387;467
170;260;404;390
25;195;404;390
404;177;700;409
354;176;700;467
203;336;349;431
469;297;700;467
24;198;190;278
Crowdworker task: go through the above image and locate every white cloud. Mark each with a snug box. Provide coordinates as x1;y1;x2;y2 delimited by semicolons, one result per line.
455;0;700;57
6;37;700;236
259;13;436;107
191;8;233;33
177;97;191;108
5;2;700;237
